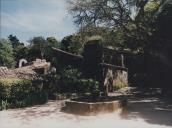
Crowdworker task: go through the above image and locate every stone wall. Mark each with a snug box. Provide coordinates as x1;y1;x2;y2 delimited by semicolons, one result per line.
65;100;125;115
0;66;39;80
0;59;51;80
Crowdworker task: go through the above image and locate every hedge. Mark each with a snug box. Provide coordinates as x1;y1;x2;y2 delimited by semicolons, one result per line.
0;78;48;110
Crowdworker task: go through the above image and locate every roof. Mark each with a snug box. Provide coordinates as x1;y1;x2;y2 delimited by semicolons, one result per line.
52;47;84;60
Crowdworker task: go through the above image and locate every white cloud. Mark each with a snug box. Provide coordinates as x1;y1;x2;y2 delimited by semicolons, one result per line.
1;12;36;31
1;0;75;34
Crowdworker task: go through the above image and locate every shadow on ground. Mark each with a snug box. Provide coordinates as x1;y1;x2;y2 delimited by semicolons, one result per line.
120;88;172;127
2;87;172;127
8;100;66;121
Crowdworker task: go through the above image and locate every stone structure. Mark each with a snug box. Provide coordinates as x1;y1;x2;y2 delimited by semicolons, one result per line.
0;66;38;80
0;59;51;80
83;42;128;93
31;59;51;74
18;59;27;68
53;40;128;94
53;41;129;115
65;99;126;115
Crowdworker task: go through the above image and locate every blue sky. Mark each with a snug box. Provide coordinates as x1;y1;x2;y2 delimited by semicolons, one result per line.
0;0;77;43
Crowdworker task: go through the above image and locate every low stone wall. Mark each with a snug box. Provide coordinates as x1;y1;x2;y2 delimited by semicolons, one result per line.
65;99;126;115
0;59;51;80
0;66;39;80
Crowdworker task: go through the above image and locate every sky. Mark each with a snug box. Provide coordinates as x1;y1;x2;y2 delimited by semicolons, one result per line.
0;0;77;43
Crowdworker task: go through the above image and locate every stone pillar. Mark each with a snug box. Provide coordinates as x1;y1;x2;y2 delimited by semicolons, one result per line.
121;54;125;67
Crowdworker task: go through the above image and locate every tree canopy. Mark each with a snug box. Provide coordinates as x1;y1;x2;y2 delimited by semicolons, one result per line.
0;38;15;68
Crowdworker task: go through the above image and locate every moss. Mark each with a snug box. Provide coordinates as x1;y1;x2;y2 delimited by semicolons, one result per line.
144;1;160;12
113;78;128;90
87;35;103;42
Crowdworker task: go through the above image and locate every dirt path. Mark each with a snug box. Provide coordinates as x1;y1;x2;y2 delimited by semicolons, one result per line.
0;89;172;128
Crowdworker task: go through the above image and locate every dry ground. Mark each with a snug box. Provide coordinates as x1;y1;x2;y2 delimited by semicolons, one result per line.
0;88;172;128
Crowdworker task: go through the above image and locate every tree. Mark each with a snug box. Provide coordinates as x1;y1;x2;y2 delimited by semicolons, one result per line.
61;35;82;54
69;0;130;28
115;0;172;87
29;36;47;59
8;35;20;49
8;34;28;66
108;0;162;52
13;44;29;63
75;25;117;46
0;38;15;68
47;37;60;48
28;36;60;61
45;37;60;62
68;0;151;48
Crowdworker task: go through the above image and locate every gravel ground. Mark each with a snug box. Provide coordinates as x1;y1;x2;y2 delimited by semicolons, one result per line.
0;88;172;128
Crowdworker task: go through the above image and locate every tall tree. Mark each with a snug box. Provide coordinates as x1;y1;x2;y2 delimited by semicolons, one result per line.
0;38;15;68
47;37;60;48
61;35;82;54
8;35;28;66
68;0;151;47
29;36;47;59
69;0;133;28
8;35;20;49
45;37;60;61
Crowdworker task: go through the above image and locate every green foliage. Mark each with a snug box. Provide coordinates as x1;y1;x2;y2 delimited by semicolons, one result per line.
75;26;115;46
113;0;161;52
58;67;81;92
47;37;60;48
69;0;133;28
8;35;20;49
0;78;47;110
0;78;32;99
6;34;29;67
61;35;82;54
79;79;99;93
144;1;160;12
13;44;29;63
58;67;99;93
15;92;48;107
0;100;10;110
45;37;60;62
0;38;16;68
29;36;47;59
28;36;59;62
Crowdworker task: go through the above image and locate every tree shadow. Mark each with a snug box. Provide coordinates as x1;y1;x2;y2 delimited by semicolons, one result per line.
9;100;66;121
120;88;172;126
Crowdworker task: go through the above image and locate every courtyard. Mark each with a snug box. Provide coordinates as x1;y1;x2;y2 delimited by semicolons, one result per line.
1;88;172;128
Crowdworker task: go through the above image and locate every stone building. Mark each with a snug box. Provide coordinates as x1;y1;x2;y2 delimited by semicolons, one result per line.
53;40;128;94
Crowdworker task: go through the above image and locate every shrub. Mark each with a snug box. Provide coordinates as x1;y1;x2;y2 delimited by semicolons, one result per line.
0;78;32;99
79;79;99;93
19;92;48;107
0;100;10;110
58;67;81;93
0;78;47;110
57;67;99;93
